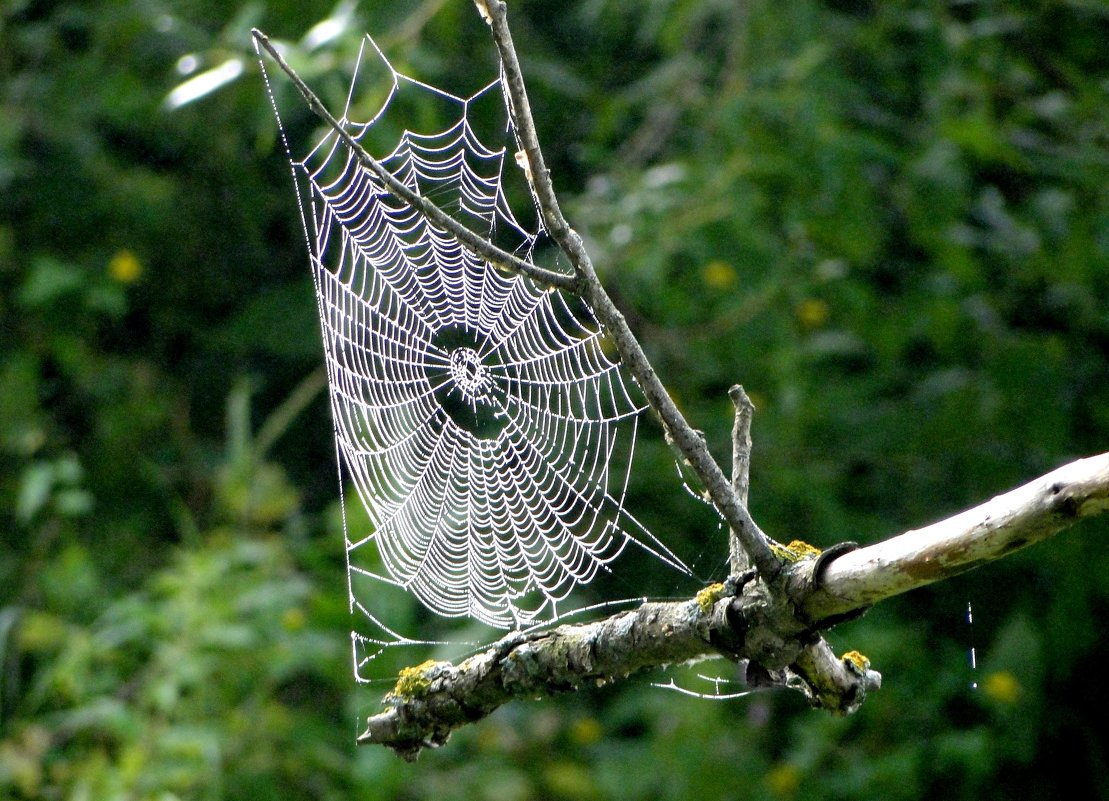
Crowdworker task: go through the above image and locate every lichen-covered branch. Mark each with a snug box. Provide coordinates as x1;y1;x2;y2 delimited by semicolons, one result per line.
358;580;880;760
360;453;1109;758
358;597;729;759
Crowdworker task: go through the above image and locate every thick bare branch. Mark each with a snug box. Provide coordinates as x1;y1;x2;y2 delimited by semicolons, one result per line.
359;453;1109;758
251;29;577;294
800;451;1109;621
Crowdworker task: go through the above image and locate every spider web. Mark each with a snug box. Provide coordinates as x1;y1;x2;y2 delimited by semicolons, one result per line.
260;36;693;669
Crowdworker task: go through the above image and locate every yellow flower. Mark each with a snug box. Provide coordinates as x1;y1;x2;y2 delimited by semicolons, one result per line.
569;716;602;746
281;607;306;631
796;297;829;329
702;259;737;290
108;249;142;283
983;670;1021;704
766;762;801;798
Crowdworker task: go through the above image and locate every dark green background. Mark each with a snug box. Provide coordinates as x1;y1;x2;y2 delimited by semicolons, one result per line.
2;1;1108;799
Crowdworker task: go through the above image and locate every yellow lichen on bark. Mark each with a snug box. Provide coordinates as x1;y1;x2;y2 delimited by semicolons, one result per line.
841;650;870;674
695;582;727;613
770;540;822;562
390;660;448;699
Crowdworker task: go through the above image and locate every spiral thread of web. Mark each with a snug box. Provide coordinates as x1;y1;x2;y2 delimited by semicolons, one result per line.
272;36;687;630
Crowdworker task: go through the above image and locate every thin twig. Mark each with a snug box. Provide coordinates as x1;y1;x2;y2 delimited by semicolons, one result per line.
251;29;577;294
477;1;781;578
729;385;755;575
254;367;327;460
479;1;582;268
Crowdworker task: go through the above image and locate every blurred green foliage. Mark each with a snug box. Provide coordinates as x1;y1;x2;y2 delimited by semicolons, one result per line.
2;0;1108;799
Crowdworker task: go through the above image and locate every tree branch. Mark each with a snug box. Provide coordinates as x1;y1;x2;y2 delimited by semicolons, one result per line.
259;6;1109;762
799;451;1109;621
359;452;1109;759
358;596;729;759
729;385;755;575
479;0;589;273
476;0;780;578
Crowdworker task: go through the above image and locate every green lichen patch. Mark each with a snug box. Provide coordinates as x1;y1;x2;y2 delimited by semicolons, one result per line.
695;582;727;613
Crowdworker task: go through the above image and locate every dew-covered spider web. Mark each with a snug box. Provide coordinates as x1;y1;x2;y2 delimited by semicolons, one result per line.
259;34;720;685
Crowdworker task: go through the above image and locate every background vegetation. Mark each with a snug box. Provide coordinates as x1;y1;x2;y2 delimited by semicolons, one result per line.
2;1;1107;799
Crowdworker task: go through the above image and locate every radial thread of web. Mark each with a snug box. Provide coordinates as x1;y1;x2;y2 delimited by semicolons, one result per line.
263;35;690;638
